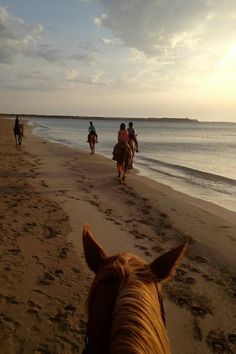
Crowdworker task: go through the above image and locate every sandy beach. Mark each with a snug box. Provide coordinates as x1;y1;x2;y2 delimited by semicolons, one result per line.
0;117;235;354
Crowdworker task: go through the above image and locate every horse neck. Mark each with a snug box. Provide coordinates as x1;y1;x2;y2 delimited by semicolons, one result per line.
110;281;171;354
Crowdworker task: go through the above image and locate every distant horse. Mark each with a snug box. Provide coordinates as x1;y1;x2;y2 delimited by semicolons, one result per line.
128;137;136;169
88;133;96;155
82;224;189;354
114;143;132;183
13;124;24;146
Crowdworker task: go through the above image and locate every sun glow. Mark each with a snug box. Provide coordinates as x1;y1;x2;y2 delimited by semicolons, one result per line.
218;44;236;69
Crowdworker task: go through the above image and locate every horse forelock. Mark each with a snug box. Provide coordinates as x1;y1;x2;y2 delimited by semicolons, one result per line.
86;253;169;354
88;253;150;308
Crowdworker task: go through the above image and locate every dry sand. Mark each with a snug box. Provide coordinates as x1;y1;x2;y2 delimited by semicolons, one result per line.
0;117;235;354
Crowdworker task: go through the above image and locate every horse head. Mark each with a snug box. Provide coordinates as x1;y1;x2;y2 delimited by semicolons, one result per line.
82;224;189;354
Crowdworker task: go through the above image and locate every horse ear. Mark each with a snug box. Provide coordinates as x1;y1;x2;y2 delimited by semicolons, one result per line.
82;224;108;273
150;239;189;282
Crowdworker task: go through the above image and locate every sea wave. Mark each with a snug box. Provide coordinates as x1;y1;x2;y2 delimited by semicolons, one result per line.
135;155;236;187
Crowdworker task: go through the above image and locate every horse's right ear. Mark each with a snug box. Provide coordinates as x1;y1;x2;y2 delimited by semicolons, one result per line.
150;239;189;283
82;224;108;273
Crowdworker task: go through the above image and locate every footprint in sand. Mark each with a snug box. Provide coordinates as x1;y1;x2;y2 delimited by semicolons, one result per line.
141;197;149;202
135;244;148;251
58;247;69;259
2;295;18;305
0;315;20;335
89;200;100;207
126;199;136;205
6;296;18;305
8;248;21;256
134;234;145;240
177;294;211;318
44;225;58;239
41;180;49;188
144;250;153;257
175;268;187;276
140;208;151;215
191;305;210;318
184;265;202;274
202;274;214;281
186;276;197;284
71;268;82;280
55;269;64;276
64;304;76;315
125;218;134;223
228;334;236;345
27;300;42;316
193;318;203;342
152;245;164;253
39;272;56;285
106;216;114;222
206;331;233;353
194;255;208;264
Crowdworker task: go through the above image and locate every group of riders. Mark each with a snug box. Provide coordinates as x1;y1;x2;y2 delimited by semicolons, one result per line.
14;116;139;163
87;120;139;161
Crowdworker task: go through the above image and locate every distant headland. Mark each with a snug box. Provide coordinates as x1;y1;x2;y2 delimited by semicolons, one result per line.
1;113;199;123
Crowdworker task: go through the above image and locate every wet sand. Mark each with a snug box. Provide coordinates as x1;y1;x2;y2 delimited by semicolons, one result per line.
0;117;235;353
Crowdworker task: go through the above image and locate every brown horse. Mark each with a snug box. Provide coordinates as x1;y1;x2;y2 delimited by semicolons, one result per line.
128;137;136;169
13;124;24;146
114;143;132;183
82;224;189;354
88;133;96;155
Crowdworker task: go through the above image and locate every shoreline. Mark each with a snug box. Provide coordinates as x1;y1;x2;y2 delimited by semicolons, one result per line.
29;117;236;214
1;117;235;353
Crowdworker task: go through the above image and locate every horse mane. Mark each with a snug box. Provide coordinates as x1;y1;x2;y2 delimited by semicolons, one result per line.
87;253;170;354
111;281;170;354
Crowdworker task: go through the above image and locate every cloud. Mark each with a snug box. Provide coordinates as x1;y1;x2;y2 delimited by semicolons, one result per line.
94;14;107;27
96;0;236;61
65;68;80;81
26;45;62;63
0;6;44;64
90;71;104;83
102;37;123;46
102;38;115;45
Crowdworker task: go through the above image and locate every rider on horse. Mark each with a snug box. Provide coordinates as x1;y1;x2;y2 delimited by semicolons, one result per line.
14;115;24;137
87;121;98;143
14;116;21;134
127;121;139;152
13;115;24;146
112;123;131;161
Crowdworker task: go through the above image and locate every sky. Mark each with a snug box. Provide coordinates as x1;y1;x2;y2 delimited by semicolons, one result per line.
0;0;236;122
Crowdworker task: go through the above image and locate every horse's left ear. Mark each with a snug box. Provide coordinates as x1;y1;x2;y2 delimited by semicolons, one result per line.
150;239;189;282
82;224;108;273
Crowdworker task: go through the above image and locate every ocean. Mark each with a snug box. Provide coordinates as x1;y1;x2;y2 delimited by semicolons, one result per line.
28;117;236;213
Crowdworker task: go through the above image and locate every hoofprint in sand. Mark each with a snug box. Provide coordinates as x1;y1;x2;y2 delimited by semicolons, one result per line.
0;117;235;354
